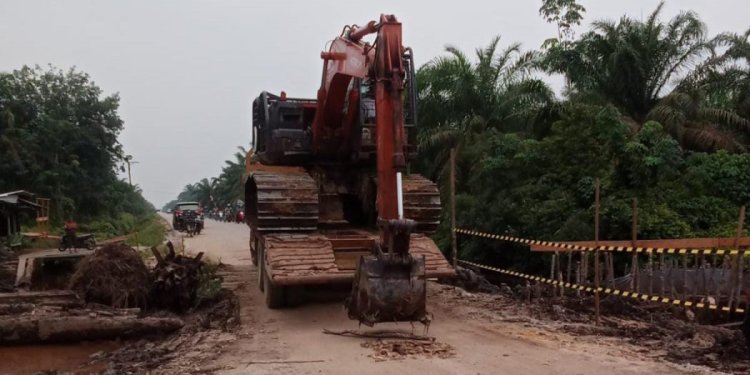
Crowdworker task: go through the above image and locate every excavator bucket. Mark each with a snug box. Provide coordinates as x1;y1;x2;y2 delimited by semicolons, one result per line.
345;219;429;326
347;254;427;326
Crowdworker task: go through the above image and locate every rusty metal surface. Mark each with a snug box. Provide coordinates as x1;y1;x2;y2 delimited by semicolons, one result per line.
378;218;416;255
263;232;454;286
247;172;319;232
402;174;441;233
346;253;428;326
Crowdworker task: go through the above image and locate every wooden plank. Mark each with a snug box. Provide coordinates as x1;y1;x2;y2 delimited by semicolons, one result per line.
270;259;335;267
269;254;334;261
272;264;337;271
333;251;370;270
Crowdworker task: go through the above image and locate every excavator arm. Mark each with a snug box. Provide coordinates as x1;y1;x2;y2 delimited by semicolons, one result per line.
324;15;427;325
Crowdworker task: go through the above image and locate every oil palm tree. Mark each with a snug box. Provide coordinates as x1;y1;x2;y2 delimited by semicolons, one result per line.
416;36;555;182
214;146;247;207
545;1;749;151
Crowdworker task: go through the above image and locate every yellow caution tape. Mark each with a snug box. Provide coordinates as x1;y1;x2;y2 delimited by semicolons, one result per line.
455;228;748;257
456;259;745;314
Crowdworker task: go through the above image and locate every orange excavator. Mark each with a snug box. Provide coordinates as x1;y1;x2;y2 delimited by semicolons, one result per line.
244;14;454;325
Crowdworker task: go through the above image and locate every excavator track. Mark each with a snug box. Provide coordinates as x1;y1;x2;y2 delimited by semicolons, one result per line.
402;174;441;233
247;172;319;232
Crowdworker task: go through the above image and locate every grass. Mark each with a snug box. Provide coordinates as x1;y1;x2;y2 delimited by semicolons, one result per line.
196;260;224;304
125;214;167;248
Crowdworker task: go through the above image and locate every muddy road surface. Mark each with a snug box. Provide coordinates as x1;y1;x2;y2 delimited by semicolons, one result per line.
179;218;697;375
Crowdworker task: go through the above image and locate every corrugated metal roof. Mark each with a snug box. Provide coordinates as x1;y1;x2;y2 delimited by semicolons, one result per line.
0;191;39;209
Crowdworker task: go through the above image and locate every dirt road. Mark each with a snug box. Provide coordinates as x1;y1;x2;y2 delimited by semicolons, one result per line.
181;218;700;375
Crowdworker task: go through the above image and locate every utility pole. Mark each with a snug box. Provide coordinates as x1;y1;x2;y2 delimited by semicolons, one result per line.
124;155;139;187
124;155;141;250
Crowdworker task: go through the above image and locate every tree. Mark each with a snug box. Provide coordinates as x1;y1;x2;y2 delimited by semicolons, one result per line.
543;2;750;151
168;146;248;211
0;65;152;222
416;37;555;184
546;2;709;121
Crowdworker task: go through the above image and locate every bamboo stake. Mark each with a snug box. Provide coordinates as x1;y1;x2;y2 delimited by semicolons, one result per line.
594;178;601;325
698;254;706;298
648;250;654;295
730;206;746;310
450;148;457;268
607;252;615;288
550;252;557;297
631;198;638;292
683;255;688;301
660;253;666;297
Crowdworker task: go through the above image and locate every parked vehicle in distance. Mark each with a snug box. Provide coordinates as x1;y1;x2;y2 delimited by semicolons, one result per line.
172;202;203;234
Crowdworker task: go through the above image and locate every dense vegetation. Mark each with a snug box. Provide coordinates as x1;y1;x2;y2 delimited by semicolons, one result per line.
0;65;158;241
171;1;750;272
419;1;750;271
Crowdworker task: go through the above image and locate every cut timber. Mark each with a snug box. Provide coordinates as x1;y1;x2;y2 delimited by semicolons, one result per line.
0;313;183;344
0;290;82;307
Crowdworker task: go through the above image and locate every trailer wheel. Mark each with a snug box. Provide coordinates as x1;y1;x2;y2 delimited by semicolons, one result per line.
263;267;285;309
257;240;264;292
250;233;258;266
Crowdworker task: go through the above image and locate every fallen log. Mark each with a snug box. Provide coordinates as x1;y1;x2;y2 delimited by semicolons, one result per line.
0;313;183;344
0;290;80;306
0;303;34;315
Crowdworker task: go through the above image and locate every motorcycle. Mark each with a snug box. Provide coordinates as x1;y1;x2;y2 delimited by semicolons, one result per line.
185;219;197;237
59;233;97;252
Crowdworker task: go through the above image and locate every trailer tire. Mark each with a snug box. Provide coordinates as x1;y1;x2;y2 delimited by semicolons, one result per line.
257;241;264;292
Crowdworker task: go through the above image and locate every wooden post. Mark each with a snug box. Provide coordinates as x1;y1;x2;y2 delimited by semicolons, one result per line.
683;255;688;301
649;250;654;295
631;198;638;292
730;206;746;310
607;252;615;288
660;252;666;297
450;148;457;268
594;178;601;325
550;252;557;297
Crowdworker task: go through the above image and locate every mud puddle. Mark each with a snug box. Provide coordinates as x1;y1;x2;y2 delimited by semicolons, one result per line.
0;341;121;374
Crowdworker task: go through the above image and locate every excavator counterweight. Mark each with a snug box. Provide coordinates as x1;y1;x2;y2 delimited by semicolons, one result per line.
244;14;454;325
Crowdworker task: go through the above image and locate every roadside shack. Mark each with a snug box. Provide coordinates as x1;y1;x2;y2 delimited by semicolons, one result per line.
0;190;39;249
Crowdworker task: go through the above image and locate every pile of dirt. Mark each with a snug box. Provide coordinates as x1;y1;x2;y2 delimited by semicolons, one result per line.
362;339;455;361
440;266;502;294
432;281;750;373
195;288;240;331
69;243;151;308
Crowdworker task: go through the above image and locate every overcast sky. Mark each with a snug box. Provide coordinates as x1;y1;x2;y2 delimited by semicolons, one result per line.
1;0;748;207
